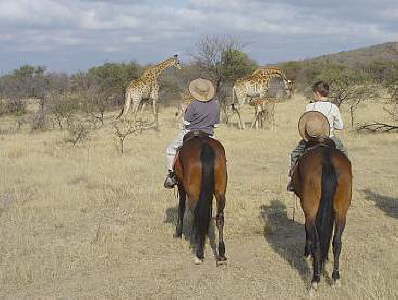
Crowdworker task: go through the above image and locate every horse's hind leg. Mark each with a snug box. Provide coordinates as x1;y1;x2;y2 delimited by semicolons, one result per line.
332;214;346;285
175;185;186;238
215;192;227;264
306;219;321;290
304;226;310;259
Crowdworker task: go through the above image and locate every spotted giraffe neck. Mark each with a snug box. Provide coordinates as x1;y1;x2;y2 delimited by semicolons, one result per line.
143;57;176;78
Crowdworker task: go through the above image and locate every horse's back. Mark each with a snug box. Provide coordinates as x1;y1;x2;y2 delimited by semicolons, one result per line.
176;136;227;196
177;135;226;174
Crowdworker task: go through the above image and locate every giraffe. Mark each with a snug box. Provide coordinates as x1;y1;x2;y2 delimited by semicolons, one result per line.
117;55;181;127
248;97;276;130
232;68;291;129
251;66;285;77
253;66;295;97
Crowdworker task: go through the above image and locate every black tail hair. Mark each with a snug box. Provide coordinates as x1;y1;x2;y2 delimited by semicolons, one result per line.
194;142;215;254
316;146;337;267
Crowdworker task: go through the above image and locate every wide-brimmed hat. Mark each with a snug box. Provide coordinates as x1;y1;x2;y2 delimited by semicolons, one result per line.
188;78;215;102
298;111;330;141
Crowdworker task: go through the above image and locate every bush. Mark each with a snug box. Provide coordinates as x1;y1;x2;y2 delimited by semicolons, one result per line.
65;118;92;146
0;98;27;116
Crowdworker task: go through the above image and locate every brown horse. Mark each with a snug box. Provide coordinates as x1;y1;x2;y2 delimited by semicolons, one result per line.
174;131;227;265
292;138;352;292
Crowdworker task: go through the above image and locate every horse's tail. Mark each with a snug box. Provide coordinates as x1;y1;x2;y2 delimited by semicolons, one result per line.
194;141;215;252
316;146;337;266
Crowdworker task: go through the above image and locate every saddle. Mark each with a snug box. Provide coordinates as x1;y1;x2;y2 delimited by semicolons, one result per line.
305;137;336;152
173;130;212;172
183;130;210;143
290;138;336;177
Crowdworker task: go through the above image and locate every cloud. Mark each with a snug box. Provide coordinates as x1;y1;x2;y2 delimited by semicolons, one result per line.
0;0;397;72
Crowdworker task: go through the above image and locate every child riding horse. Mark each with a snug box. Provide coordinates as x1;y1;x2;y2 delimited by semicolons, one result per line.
292;111;352;293
288;80;346;192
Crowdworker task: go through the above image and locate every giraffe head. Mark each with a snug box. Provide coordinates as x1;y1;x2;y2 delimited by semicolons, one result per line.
172;54;182;70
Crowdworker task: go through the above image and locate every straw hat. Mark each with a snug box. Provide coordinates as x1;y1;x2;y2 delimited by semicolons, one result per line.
298;111;330;141
188;78;215;102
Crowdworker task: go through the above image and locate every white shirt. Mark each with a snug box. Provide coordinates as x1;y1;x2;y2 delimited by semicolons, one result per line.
305;101;344;136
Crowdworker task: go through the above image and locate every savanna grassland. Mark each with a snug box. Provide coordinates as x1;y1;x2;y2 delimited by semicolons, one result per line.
0;95;397;299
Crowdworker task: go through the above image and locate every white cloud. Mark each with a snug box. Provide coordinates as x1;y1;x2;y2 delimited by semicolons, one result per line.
0;0;396;72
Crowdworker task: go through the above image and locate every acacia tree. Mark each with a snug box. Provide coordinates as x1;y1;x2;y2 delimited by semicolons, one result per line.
193;35;256;88
80;86;120;126
192;35;257;121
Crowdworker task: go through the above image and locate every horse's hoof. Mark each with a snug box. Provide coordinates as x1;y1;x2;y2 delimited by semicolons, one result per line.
216;259;227;267
333;279;342;288
173;232;182;238
311;281;318;290
308;282;318;296
194;257;203;265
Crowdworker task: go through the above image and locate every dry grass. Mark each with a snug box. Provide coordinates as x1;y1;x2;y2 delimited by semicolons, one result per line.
0;95;397;298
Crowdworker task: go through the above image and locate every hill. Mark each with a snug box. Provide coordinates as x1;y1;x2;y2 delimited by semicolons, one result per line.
310;41;398;66
278;41;398;90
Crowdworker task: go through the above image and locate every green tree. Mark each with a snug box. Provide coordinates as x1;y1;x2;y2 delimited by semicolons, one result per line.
87;62;142;93
220;49;257;82
192;36;257;119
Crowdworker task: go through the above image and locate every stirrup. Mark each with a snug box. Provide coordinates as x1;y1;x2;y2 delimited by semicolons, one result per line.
287;180;295;192
164;172;177;189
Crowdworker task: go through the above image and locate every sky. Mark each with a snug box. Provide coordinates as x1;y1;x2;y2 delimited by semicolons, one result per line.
0;0;397;74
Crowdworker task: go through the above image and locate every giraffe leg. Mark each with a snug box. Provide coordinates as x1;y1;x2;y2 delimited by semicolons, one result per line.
234;105;245;129
152;100;159;129
118;92;132;120
140;101;147;113
131;99;141;123
251;106;259;129
150;86;159;128
271;103;275;132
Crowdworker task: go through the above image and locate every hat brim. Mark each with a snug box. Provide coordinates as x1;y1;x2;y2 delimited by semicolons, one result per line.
298;111;330;141
188;79;215;102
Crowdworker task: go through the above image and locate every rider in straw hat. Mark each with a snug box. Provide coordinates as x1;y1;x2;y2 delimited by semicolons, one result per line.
164;78;220;189
287;80;346;192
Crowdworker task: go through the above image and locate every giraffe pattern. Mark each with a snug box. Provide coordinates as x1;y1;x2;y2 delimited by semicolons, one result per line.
248;97;276;130
232;67;291;129
252;66;294;96
252;66;285;77
117;55;181;127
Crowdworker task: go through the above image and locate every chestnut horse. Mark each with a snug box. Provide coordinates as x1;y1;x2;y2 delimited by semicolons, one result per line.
174;131;227;265
292;138;352;292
